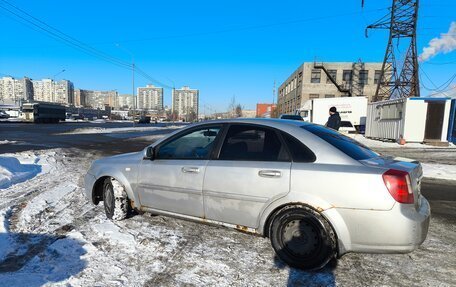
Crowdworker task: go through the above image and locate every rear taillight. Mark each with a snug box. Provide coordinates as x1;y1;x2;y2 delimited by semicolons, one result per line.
382;169;414;204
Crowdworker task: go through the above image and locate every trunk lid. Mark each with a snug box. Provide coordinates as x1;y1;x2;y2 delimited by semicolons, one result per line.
360;156;423;209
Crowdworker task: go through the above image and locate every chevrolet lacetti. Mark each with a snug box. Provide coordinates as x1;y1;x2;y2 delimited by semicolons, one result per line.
84;119;430;270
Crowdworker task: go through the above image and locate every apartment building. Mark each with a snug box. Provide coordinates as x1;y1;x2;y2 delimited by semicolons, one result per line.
172;86;199;121
80;89;118;109
116;94;135;110
277;62;383;114
33;79;74;105
0;76;33;105
137;84;163;111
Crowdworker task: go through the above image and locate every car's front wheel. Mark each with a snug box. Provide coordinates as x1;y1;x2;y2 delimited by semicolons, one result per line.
103;177;130;221
270;205;336;270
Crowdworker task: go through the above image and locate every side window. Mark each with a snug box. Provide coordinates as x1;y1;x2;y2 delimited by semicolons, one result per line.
281;132;316;163
157;126;221;159
219;125;290;161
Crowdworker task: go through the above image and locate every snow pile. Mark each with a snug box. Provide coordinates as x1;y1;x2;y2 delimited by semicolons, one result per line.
64;125;183;135
349;134;456;149
0;140;17;145
421;163;456;181
0;156;41;189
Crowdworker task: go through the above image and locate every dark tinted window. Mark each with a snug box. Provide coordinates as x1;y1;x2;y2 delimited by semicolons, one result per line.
157;126;220;159
280;114;304;121
302;125;378;160
219;125;290;161
281;132;316;162
340;121;353;127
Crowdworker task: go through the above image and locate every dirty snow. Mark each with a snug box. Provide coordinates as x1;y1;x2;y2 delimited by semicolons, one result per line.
421;163;456;181
63;125;182;135
349;134;456;149
0;140;17;145
0;141;455;286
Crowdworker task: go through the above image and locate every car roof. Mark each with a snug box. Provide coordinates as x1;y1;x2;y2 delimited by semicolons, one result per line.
190;118;311;129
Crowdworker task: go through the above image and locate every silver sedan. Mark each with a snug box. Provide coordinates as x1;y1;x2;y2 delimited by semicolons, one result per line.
84;119;430;270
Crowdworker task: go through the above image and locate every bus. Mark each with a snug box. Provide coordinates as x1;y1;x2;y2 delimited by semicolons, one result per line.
20;102;66;123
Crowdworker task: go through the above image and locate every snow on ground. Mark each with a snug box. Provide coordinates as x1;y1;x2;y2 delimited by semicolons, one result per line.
0;137;455;286
0;140;17;145
347;134;456;180
62;125;183;135
421;163;456;181
349;134;456;149
0;153;42;189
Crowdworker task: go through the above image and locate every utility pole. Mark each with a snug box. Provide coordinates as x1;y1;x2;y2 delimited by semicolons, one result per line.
364;0;420;101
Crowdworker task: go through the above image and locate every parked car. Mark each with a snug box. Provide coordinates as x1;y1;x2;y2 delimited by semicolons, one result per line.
0;110;10;119
84;119;430;270
280;114;304;121
339;120;357;134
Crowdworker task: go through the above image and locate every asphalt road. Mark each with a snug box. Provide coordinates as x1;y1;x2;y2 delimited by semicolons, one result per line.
0;121;179;154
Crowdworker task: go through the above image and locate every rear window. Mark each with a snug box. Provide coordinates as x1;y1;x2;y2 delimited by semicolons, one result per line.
302;125;378;160
280;115;303;121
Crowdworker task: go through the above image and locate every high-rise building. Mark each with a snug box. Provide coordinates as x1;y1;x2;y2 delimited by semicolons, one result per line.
0;76;33;105
277;62;383;114
172;86;199;121
81;89;118;109
74;89;85;107
54;80;74;105
32;79;74;105
32;79;53;103
116;94;135;110
137;84;163;111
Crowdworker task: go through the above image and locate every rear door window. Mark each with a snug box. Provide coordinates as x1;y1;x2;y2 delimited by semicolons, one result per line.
219;125;290;161
302;125;378;160
281;132;316;162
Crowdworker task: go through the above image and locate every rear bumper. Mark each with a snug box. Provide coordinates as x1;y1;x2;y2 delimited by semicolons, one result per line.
323;196;430;255
84;172;97;203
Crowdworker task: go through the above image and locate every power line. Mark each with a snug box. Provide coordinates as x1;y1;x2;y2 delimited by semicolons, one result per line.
0;0;173;89
419;66;456;94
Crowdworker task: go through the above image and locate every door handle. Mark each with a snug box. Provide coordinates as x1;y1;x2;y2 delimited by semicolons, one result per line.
182;167;200;174
258;170;282;178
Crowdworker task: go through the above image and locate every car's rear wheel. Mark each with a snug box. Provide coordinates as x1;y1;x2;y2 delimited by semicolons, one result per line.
103;177;130;221
270;205;336;270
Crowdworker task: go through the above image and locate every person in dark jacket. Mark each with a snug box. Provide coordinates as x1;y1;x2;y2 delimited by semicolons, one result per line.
326;106;341;131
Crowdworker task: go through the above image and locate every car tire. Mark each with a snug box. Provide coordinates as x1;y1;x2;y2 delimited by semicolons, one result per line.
270;205;336;270
103;177;130;221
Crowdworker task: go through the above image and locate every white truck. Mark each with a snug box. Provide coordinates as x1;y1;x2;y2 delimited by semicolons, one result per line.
297;97;368;132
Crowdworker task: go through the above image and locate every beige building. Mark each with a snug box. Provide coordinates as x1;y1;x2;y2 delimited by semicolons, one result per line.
0;76;33;105
172;86;199;121
33;79;74;105
277;62;383;114
137;84;163;111
78;89;117;109
117;94;135;110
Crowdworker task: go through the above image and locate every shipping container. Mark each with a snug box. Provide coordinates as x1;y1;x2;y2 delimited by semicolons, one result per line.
366;97;451;143
448;99;456;144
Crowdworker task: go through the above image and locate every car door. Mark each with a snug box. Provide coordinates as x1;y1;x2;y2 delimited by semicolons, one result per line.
203;124;292;228
137;125;222;218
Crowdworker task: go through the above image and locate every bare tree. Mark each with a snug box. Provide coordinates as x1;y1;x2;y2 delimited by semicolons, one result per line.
235;104;243;118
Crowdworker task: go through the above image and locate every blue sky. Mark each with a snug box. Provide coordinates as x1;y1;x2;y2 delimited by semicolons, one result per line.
1;0;455;111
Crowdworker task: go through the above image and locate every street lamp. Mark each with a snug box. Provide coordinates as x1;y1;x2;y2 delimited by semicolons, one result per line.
116;44;135;126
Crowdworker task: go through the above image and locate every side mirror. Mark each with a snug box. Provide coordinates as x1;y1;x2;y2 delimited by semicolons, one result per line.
143;146;155;160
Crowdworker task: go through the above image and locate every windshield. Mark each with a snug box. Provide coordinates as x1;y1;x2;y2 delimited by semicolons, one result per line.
302;124;378;160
